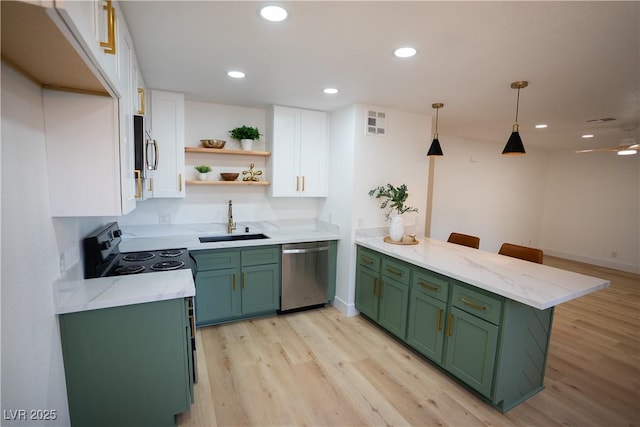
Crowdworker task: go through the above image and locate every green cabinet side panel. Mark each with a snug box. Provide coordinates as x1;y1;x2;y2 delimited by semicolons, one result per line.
59;299;191;427
195;268;241;325
445;306;499;398
377;277;409;339
355;264;379;319
493;302;554;411
407;288;447;364
242;263;280;315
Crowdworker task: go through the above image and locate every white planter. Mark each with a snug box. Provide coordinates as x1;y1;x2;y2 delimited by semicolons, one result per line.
240;139;254;151
389;215;405;242
198;173;208;181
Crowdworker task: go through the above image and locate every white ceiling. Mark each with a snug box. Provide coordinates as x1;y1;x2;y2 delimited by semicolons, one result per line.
120;1;639;152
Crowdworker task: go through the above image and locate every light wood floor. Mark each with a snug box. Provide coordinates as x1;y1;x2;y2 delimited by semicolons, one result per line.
179;257;639;426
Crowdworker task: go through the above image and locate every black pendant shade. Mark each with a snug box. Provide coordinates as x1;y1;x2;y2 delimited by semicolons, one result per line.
502;125;526;155
427;137;443;156
502;81;528;156
427;103;444;157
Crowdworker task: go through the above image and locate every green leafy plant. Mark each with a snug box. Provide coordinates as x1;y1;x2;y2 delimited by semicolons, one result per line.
194;165;212;173
229;125;261;141
369;183;418;220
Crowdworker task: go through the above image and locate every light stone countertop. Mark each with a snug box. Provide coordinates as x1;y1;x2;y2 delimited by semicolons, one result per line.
355;234;609;310
54;220;340;315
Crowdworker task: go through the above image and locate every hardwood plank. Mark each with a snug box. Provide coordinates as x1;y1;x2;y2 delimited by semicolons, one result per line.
180;257;640;426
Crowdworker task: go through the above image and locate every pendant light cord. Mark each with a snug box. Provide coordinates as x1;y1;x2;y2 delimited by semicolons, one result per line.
514;88;520;124
435;107;439;134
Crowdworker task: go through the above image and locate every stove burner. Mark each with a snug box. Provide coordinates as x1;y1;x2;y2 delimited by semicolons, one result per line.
122;252;155;262
114;265;145;275
150;260;185;271
159;249;185;258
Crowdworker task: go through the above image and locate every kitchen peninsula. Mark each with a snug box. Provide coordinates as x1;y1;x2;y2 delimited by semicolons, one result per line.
354;233;609;412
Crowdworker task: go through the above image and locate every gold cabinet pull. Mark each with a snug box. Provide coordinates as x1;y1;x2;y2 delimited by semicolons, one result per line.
361;256;374;265
461;297;487;311
386;266;403;276
373;278;377;296
137;88;145;115
134;170;142;198
446;313;453;336
242;272;246;289
232;273;236;291
302;176;305;192
99;0;116;55
178;174;183;191
418;281;438;292
296;176;300;191
437;309;443;331
148;178;153;192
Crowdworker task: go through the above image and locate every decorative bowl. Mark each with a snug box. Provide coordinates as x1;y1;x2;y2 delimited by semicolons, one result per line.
201;139;226;149
220;173;239;181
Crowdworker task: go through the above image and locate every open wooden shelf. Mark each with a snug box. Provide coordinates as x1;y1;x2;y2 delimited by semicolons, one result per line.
185;147;271;156
185;180;270;186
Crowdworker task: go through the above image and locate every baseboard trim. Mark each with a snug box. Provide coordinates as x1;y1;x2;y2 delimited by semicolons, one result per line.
543;248;639;274
331;296;359;317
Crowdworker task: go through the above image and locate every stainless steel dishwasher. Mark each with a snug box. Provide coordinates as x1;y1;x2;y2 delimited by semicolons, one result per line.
281;242;330;312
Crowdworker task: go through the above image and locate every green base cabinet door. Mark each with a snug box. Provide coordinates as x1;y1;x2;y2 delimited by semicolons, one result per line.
355;264;379;319
377;277;409;339
407;289;447;364
444;306;499;398
241;263;280;315
195;268;241;325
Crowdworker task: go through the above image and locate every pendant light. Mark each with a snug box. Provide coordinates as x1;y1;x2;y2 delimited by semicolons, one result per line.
502;81;528;155
427;103;444;156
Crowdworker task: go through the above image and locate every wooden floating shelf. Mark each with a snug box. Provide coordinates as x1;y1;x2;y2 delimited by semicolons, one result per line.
185;147;271;156
185;180;270;186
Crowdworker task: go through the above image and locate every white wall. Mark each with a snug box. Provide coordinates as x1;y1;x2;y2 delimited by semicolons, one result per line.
430;135;549;252
1;64;108;426
119;100;322;226
540;150;639;273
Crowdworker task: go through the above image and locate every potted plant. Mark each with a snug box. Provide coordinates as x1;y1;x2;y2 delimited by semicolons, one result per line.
369;183;418;242
229;125;262;151
194;165;212;181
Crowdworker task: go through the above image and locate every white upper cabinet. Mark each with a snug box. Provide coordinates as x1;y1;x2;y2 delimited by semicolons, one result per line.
267;106;329;197
43;90;136;216
149;90;186;198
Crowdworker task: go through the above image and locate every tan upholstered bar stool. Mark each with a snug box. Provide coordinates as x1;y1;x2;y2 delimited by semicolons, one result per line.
447;232;480;249
498;243;543;264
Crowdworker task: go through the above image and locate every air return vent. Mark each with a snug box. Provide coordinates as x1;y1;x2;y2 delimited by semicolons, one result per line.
366;109;387;136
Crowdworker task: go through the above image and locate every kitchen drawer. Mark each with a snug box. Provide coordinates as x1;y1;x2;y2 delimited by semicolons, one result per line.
241;246;280;267
412;268;449;302
451;282;503;325
357;247;381;272
381;258;411;286
191;250;240;271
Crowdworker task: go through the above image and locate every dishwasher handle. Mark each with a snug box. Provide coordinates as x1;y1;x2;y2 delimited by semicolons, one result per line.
282;245;330;255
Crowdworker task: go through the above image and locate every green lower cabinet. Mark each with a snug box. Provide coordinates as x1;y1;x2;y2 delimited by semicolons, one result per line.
406;289;447;364
377;277;410;338
241;263;280;315
59;298;192;426
445;306;499;397
355;263;379;319
195;268;241;324
192;246;280;326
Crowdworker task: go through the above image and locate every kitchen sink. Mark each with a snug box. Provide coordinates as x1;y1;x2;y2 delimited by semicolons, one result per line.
198;233;269;243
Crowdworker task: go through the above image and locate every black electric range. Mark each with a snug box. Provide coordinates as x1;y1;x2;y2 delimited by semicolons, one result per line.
83;222;192;279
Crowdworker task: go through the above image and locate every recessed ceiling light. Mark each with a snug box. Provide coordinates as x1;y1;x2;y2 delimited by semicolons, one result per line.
394;47;417;58
535;124;548;129
323;88;339;94
260;5;288;22
227;71;245;79
582;134;594;138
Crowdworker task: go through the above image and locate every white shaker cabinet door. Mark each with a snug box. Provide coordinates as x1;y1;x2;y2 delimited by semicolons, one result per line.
149;90;185;198
269;106;328;197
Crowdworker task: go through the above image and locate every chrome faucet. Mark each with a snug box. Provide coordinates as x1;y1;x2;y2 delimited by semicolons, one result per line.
227;200;236;234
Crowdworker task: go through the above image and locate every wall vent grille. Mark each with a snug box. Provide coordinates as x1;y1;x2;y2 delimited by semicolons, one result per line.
366;109;387;136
